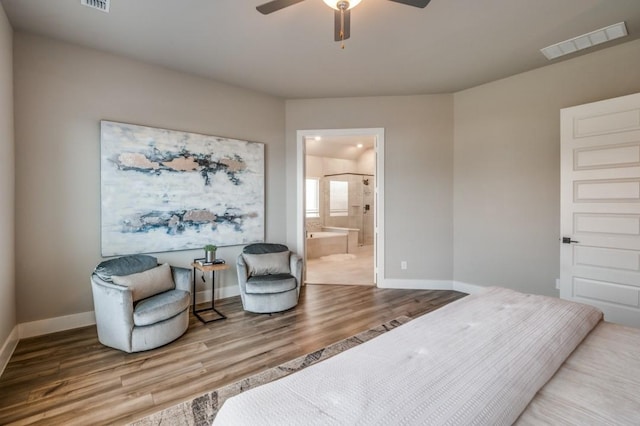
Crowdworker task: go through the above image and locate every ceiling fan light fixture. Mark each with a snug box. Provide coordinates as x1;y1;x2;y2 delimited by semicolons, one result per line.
323;0;362;10
256;0;430;47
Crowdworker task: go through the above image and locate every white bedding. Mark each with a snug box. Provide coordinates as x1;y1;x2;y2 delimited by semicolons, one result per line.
213;287;603;425
517;321;640;424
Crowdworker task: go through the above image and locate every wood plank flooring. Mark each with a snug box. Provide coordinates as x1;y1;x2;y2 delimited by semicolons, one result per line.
0;285;466;425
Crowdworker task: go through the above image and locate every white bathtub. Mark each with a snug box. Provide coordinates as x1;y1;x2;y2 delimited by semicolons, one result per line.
321;227;359;251
306;231;347;259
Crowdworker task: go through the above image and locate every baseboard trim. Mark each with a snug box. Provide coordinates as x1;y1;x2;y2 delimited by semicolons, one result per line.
377;279;488;295
0;326;19;376
18;311;96;339
452;281;486;295
378;279;453;291
14;287;240;341
8;282;475;346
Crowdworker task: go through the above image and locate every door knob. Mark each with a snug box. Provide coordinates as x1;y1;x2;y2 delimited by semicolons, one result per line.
562;237;579;244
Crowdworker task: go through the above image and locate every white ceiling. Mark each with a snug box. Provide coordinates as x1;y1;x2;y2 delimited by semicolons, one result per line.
2;0;640;99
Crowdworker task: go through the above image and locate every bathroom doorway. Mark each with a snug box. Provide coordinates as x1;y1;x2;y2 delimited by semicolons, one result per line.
299;130;382;286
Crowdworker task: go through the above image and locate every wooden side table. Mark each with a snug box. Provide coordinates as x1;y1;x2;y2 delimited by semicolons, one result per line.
191;261;230;323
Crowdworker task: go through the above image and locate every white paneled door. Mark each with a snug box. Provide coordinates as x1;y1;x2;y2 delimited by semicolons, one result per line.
560;92;640;328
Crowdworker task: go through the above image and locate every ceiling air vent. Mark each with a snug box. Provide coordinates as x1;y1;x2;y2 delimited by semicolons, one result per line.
81;0;110;13
541;22;627;60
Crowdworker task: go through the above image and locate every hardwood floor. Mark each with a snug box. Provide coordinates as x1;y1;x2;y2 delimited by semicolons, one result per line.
0;285;466;425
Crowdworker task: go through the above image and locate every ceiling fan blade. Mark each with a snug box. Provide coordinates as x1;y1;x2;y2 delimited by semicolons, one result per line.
256;0;306;15
387;0;431;8
334;9;351;42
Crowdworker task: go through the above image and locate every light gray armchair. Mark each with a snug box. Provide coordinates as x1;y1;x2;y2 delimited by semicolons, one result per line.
237;243;303;313
90;254;191;353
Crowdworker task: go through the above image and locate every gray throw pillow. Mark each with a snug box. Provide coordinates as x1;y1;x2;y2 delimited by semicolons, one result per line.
243;251;291;276
112;263;175;302
94;254;158;282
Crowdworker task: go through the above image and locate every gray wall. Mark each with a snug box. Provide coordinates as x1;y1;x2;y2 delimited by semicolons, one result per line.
0;4;15;345
13;33;286;323
453;38;640;296
8;27;640;328
286;95;454;281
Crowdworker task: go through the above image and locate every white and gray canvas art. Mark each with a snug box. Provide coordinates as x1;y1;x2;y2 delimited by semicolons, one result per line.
100;121;264;256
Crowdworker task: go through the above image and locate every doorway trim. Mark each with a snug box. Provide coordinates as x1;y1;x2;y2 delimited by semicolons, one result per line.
296;128;385;286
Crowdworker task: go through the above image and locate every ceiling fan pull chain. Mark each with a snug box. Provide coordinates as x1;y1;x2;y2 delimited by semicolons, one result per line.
340;8;345;49
338;1;348;49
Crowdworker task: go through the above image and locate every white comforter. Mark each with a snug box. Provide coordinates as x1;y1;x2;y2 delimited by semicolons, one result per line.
213;287;602;425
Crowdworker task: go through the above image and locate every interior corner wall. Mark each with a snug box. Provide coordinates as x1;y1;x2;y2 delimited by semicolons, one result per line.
0;4;16;345
453;39;640;296
13;33;286;323
285;95;454;281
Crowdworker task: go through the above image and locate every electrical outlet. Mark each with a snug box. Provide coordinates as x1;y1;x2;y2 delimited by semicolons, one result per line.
401;261;407;270
555;278;560;289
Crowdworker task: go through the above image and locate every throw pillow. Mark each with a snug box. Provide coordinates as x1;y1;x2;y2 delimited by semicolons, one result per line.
243;251;291;276
94;254;158;282
112;263;175;302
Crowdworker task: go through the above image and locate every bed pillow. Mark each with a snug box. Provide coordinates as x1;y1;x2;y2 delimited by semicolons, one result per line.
243;251;291;276
112;263;175;302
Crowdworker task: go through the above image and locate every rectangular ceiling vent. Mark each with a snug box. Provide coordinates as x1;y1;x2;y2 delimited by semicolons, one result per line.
541;22;627;60
81;0;110;13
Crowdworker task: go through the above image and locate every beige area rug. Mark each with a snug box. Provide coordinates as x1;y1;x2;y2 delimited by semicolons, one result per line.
129;316;412;426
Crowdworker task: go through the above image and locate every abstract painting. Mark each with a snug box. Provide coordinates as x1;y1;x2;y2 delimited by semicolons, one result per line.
100;121;264;256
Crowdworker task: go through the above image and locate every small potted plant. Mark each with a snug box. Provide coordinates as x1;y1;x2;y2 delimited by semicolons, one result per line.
204;244;217;263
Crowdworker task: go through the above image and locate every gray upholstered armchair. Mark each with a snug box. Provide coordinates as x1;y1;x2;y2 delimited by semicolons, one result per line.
90;254;191;353
236;243;303;313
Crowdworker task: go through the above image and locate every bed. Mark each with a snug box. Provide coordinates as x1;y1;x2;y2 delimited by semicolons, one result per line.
213;287;640;425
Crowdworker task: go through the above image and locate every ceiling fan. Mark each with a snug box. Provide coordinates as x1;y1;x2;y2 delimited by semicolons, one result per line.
256;0;431;46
